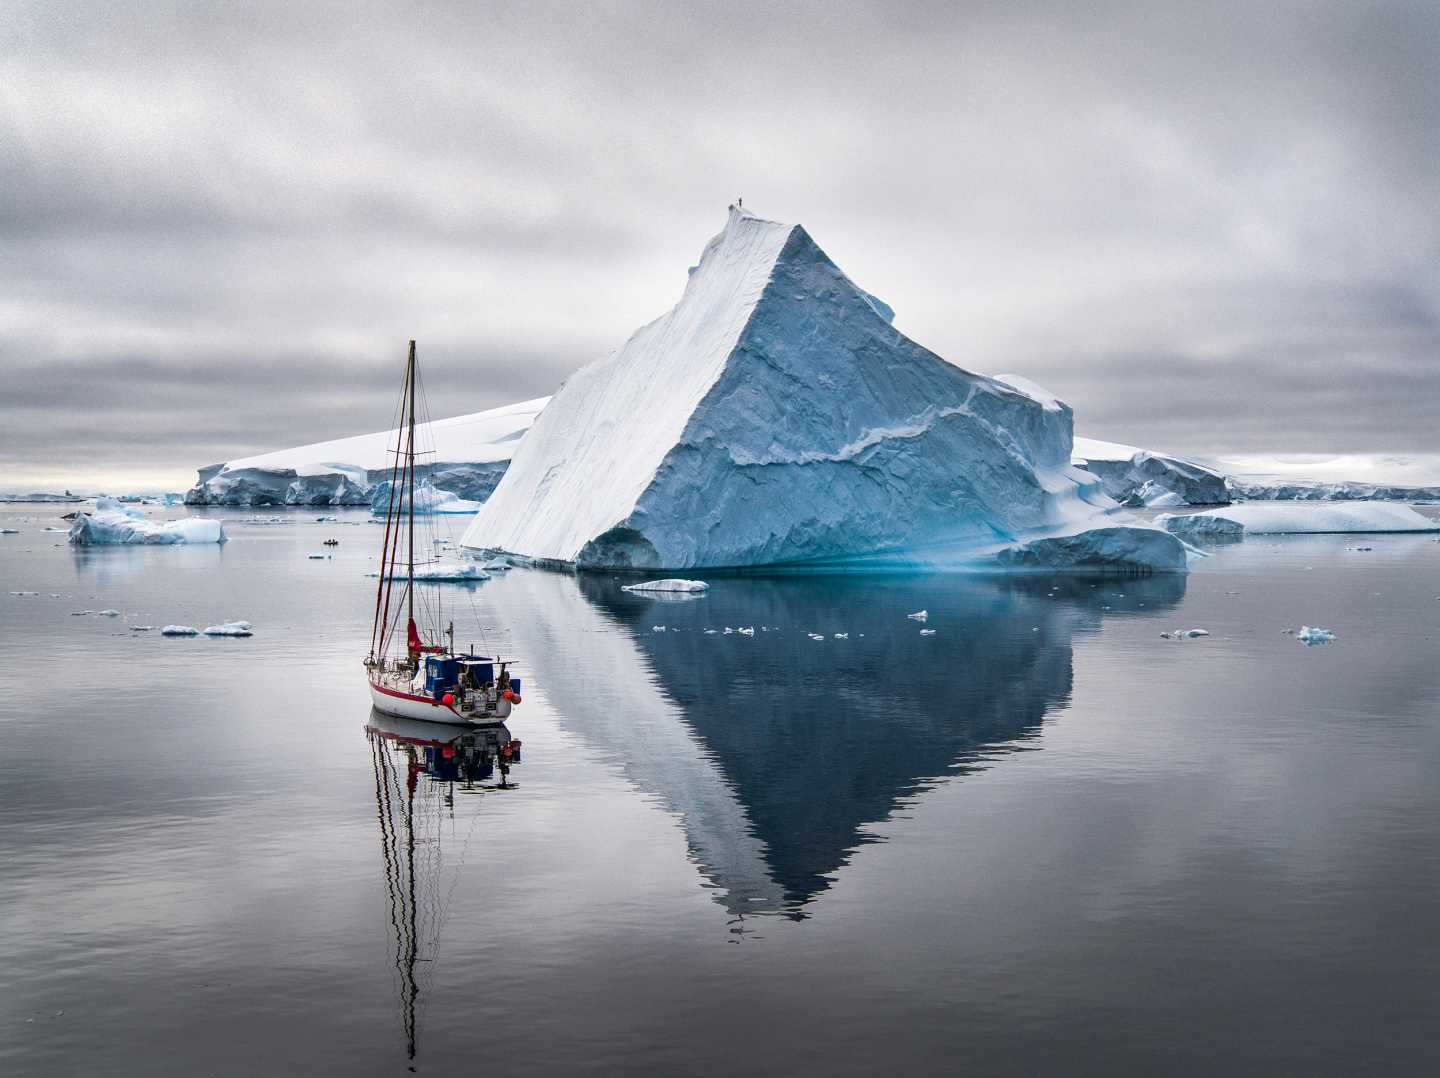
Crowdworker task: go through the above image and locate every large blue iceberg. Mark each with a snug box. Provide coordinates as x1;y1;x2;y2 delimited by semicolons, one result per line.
458;206;1185;573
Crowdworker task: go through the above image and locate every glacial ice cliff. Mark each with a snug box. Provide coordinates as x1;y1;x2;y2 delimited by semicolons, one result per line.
186;398;545;508
461;207;1184;573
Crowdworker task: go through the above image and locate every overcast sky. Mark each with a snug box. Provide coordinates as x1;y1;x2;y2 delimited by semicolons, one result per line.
3;0;1437;490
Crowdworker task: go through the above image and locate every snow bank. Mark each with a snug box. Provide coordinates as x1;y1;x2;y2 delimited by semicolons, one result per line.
1184;502;1439;534
463;207;1182;574
621;579;710;593
68;500;225;545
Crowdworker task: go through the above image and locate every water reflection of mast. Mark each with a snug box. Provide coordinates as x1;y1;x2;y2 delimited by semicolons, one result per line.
370;732;421;1062
366;718;522;1065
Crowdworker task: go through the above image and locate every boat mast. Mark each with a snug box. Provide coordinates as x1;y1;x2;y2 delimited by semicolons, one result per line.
405;340;417;637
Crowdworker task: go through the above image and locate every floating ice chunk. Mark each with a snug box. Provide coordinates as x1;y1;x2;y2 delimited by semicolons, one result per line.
368;563;489;582
622;579;710;593
651;625;667;632
920;628;937;636
0;528;18;534
202;621;253;637
70;610;93;616
808;633;825;641
832;632;848;639
130;625;153;631
68;504;225;545
738;626;755;635
703;629;718;634
995;526;1189;573
11;590;39;596
306;553;332;559
1183;502;1439;535
315;516;338;522
98;609;121;617
161;625;199;636
480;559;511;572
907;610;928;621
1296;625;1336;645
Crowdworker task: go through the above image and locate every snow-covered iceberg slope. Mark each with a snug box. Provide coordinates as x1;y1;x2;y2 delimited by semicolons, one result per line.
187;398;548;507
1179;502;1439;534
462;207;1183;573
69;499;225;545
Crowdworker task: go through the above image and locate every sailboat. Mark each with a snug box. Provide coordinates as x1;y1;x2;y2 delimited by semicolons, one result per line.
364;341;523;725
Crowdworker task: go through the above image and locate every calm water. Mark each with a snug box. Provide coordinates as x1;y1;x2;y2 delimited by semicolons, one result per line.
3;504;1440;1075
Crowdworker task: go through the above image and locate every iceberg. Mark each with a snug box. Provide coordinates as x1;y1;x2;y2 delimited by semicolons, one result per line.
161;625;199;636
462;207;1184;574
1155;513;1246;541
994;525;1189;574
1181;502;1438;535
1069;434;1230;507
68;500;225;545
187;398;546;507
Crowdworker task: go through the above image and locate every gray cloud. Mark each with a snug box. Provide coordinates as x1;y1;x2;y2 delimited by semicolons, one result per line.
3;0;1438;489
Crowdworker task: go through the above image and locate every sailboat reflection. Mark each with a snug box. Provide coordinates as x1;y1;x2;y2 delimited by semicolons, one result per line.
365;712;521;1064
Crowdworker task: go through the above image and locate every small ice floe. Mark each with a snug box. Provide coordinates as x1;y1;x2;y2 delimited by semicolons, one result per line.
10;590;39;596
202;621;253;637
306;553;331;560
622;578;709;593
723;627;733;634
480;559;511;572
433;537;452;545
0;527;18;534
1349;546;1373;552
70;610;94;616
1160;628;1210;639
703;629;718;634
369;564;488;582
832;633;848;639
130;625;153;631
161;625;199;636
97;609;121;617
651;625;667;632
808;633;825;641
907;610;928;622
919;628;937;636
315;516;338;522
1296;625;1336;645
738;627;755;636
43;526;67;532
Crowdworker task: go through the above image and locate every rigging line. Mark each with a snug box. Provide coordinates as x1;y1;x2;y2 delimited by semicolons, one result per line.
376;354;412;659
369;359;410;657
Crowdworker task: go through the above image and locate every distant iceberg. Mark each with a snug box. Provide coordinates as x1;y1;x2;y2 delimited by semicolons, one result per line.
462;207;1184;574
186;398;547;507
1181;502;1438;534
68;499;225;545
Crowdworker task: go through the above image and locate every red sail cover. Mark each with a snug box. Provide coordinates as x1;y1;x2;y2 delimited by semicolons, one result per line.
406;617;443;655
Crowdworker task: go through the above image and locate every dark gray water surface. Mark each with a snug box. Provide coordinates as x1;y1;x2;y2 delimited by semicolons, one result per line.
3;506;1439;1075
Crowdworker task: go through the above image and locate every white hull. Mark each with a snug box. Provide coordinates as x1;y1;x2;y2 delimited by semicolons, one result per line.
368;679;513;726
